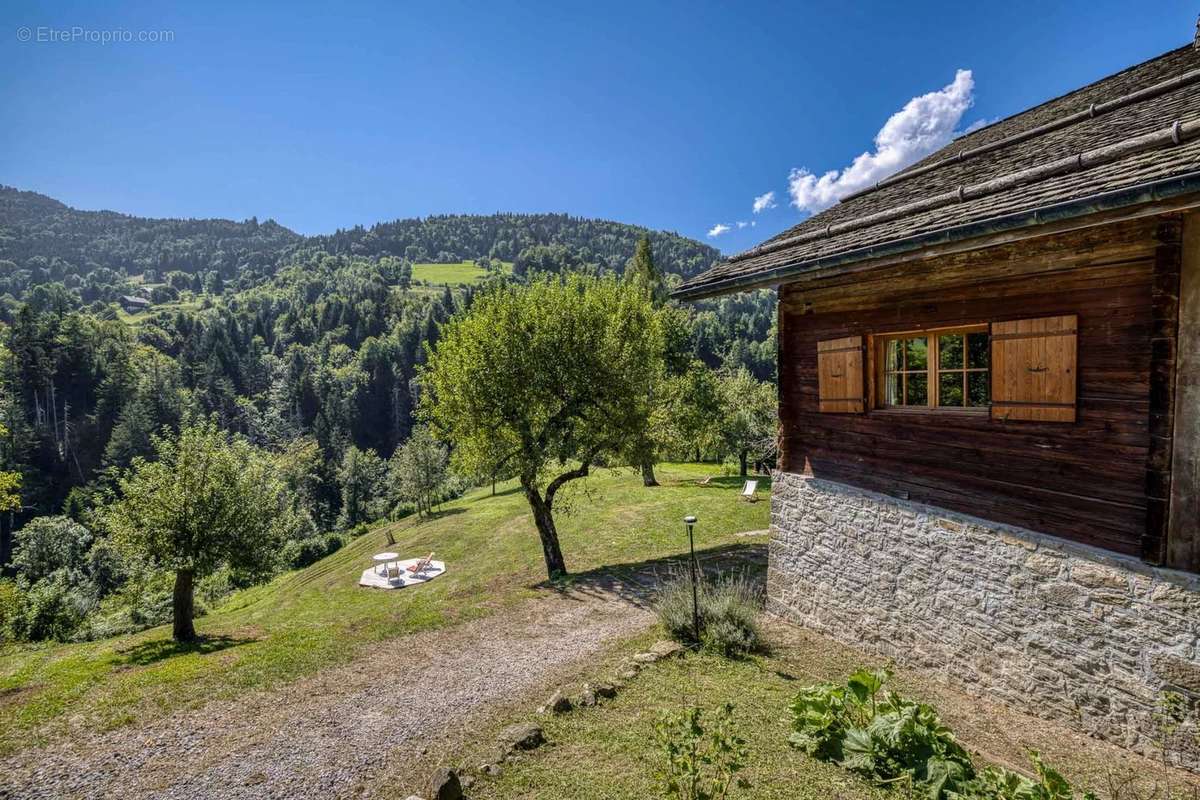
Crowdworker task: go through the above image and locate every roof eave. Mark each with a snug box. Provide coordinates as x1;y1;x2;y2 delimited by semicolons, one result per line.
671;170;1200;301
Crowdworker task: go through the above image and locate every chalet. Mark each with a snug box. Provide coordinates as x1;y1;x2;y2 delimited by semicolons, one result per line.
119;294;151;313
676;32;1200;765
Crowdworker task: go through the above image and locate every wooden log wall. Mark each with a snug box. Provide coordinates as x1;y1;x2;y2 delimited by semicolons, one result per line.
778;216;1181;557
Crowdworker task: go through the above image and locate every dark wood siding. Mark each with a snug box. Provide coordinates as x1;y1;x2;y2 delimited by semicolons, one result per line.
778;216;1179;557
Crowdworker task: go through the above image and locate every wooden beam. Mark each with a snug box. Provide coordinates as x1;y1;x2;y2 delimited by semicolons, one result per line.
1167;213;1200;569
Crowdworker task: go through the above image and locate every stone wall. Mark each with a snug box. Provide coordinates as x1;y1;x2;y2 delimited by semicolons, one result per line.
768;471;1200;769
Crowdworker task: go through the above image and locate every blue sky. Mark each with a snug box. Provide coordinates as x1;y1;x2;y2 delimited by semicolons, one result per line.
1;1;1196;253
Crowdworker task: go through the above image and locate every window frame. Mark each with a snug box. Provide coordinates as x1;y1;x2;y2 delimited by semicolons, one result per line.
869;324;991;414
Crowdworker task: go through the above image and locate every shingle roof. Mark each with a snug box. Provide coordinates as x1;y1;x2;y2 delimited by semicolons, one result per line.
675;42;1200;300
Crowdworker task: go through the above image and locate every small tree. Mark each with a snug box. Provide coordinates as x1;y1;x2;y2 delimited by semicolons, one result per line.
103;421;285;641
336;445;387;529
718;369;777;477
665;363;724;462
422;275;662;578
389;425;448;518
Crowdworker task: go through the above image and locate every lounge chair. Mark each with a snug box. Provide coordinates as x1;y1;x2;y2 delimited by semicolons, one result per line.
386;564;402;580
407;552;435;576
740;480;759;502
696;475;714;486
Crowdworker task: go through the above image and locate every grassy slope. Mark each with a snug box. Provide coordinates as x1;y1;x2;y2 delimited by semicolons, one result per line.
0;464;767;755
467;649;887;800
411;260;513;284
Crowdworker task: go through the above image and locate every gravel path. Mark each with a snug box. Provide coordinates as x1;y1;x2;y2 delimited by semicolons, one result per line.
0;582;658;800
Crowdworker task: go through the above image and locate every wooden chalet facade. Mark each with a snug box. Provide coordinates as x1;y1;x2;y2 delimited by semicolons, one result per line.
676;34;1200;765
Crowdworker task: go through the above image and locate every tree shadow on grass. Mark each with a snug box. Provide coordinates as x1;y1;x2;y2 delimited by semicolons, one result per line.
533;541;767;611
116;634;254;667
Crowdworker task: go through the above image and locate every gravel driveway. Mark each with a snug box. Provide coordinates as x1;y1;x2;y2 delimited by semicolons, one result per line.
0;581;658;800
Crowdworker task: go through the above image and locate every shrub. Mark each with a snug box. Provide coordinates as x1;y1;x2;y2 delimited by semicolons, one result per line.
790;669;1097;799
280;532;346;570
0;579;22;642
656;571;763;657
11;515;93;584
8;571;92;642
655;703;749;800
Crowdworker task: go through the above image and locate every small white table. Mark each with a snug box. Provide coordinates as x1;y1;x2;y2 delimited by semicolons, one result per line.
373;552;399;576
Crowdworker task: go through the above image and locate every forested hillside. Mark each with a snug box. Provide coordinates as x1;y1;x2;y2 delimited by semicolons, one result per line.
0;186;776;643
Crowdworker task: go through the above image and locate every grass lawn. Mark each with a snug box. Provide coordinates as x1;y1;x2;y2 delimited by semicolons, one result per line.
461;629;1200;800
0;463;766;756
411;260;513;284
463;644;887;800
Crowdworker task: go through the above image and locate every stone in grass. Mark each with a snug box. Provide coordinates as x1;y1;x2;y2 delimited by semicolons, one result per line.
481;763;502;777
537;689;572;715
619;668;639;680
649;640;686;659
632;652;658;664
425;767;462;800
592;681;618;699
577;687;597;707
499;722;545;752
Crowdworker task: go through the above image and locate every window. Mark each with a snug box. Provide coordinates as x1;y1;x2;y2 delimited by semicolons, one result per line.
876;327;990;410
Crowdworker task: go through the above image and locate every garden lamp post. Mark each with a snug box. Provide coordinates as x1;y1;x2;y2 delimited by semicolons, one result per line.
684;514;700;646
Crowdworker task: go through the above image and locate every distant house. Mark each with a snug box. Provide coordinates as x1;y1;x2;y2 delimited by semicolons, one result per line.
120;295;151;313
676;31;1200;765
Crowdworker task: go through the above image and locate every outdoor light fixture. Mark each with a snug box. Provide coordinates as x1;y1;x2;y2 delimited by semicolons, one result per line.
684;514;700;646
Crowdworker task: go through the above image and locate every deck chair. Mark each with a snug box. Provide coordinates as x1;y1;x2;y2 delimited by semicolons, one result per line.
696;475;714;486
386;563;402;580
406;551;435;576
740;480;759;502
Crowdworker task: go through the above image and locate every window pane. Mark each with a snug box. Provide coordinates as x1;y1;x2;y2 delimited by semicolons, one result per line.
938;334;963;370
885;372;901;405
939;372;964;406
967;333;990;369
885;340;900;372
967;371;990;407
906;373;928;406
904;337;927;370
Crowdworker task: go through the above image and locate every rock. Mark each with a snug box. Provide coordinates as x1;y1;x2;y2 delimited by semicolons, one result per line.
425;767;462;800
481;763;502;777
649;640;686;659
619;669;638;680
632;652;658;664
404;796;424;800
593;681;618;699
499;722;545;752
537;689;572;714
577;688;597;707
459;774;475;789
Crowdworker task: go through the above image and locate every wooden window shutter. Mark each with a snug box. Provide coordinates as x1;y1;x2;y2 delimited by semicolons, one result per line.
991;314;1078;422
817;336;864;413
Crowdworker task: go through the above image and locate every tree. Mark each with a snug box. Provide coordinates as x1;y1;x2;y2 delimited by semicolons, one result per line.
103;421;285;641
336;445;387;529
665;363;724;462
422;275;662;578
11;515;92;584
626;235;671;485
389;425;448;518
718;369;777;477
627;233;667;307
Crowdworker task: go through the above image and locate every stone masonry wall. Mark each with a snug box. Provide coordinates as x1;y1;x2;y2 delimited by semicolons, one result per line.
768;471;1200;769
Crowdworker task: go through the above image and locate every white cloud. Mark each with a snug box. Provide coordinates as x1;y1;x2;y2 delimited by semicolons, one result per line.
752;191;777;214
788;69;976;213
736;221;750;229
707;223;732;238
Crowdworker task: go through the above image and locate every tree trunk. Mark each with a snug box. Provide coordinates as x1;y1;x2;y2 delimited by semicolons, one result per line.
739;449;749;477
640;459;658;487
172;569;197;642
523;483;567;578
